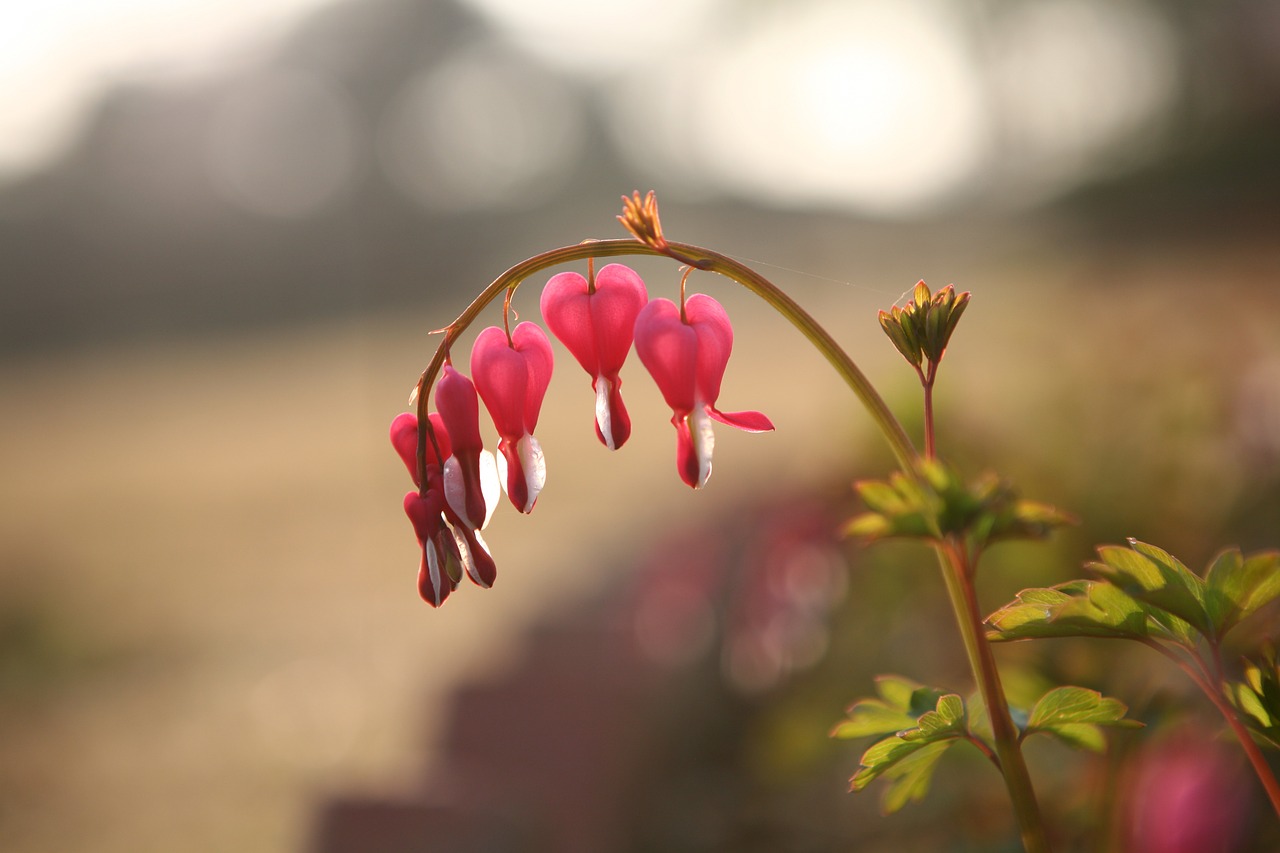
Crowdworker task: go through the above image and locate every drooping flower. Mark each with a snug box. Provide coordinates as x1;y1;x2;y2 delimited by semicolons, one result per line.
540;263;648;450
390;409;500;601
434;364;496;531
470;322;554;512
633;293;773;488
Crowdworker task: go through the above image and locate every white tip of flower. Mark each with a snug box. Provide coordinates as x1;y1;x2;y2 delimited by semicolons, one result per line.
452;526;493;588
423;546;446;605
595;375;615;450
692;405;715;488
443;456;471;527
517;433;546;512
479;450;500;529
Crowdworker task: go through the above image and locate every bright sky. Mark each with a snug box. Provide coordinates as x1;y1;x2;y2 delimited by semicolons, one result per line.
0;0;1179;215
0;0;327;177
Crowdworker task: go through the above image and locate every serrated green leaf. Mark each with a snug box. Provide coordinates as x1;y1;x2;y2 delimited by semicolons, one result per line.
905;695;968;742
1023;687;1140;752
1088;542;1210;635
832;700;918;740
1205;548;1280;638
880;741;951;814
851;737;926;791
875;675;924;710
985;580;1150;642
1027;686;1129;728
1037;722;1107;752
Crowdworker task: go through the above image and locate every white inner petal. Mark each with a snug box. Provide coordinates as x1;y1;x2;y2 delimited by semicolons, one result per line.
442;456;470;526
595;375;615;450
517;433;546;511
692;405;715;488
479;449;500;529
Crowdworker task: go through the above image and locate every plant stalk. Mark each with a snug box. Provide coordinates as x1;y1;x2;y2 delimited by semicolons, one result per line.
937;542;1052;853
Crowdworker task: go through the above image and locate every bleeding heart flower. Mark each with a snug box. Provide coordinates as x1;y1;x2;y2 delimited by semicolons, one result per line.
540;263;648;450
434;364;498;530
470;322;554;513
634;293;773;488
390;410;499;602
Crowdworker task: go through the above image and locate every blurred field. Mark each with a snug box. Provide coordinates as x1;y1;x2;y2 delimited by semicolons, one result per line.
1;228;1279;852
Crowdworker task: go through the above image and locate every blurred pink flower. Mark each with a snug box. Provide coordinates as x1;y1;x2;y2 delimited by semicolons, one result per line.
1122;728;1253;853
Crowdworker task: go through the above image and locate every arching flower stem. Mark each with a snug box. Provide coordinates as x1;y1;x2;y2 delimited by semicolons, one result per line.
412;238;921;488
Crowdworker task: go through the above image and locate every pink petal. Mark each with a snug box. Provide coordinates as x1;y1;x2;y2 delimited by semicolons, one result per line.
708;407;774;433
540;264;647;377
390;412;451;485
589;264;648;374
470;326;528;440
683;293;734;406
634;297;697;415
435;366;487;530
540;271;598;374
510;321;553;432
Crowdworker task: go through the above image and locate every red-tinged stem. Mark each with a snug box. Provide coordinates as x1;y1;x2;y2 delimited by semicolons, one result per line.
938;541;1052;853
413;238;920;486
921;361;938;459
1139;638;1280;816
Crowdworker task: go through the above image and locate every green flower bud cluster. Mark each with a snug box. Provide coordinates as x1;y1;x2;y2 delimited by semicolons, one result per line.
878;280;971;369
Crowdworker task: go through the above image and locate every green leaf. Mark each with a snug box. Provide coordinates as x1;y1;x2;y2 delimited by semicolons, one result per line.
986;580;1149;641
843;689;974;810
1205;548;1280;638
832;700;917;740
1024;686;1141;753
1037;722;1106;752
1088;541;1210;636
904;694;967;741
880;741;951;814
1228;649;1280;750
876;675;925;710
1027;686;1131;728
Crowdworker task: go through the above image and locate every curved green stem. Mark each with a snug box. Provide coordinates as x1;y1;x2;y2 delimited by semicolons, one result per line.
413;238;920;484
938;541;1051;853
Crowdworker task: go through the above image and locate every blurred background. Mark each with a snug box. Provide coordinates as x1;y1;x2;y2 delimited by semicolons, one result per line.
2;0;1279;850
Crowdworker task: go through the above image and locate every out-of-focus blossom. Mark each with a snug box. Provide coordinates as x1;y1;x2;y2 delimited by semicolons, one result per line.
633;293;773;488
540;263;648;450
1121;727;1253;853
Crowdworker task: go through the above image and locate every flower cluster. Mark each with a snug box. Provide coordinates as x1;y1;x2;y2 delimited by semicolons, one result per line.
391;262;773;605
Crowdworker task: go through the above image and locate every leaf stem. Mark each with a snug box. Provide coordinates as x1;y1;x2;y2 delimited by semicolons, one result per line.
938;541;1052;853
1139;638;1280;816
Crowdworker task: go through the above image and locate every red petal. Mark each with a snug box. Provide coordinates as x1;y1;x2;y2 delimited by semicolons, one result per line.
672;414;701;489
435;366;487;529
708;407;774;433
511;322;553;432
470;326;528;440
541;264;647;378
390;412;451;486
634;298;697;414
684;293;734;406
589;264;648;374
